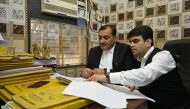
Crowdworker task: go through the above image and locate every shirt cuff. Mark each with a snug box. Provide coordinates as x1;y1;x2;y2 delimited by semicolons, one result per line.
109;72;122;84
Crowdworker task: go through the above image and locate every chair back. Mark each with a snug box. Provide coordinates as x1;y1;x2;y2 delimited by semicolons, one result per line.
163;39;190;96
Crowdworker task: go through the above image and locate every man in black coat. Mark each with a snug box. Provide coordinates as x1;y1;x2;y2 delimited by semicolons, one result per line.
81;25;138;78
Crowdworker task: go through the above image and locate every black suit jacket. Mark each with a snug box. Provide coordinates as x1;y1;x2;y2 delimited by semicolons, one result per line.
86;42;138;72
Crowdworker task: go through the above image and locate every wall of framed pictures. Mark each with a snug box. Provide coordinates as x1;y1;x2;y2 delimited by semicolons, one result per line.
91;0;190;48
0;0;26;52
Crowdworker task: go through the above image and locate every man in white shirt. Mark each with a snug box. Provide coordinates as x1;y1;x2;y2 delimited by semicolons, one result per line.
88;25;188;109
80;25;138;78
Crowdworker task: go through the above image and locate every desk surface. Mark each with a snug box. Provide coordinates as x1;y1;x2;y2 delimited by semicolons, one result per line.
83;99;147;109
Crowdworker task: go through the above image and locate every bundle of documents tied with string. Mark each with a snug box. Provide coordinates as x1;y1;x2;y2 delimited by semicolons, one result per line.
55;73;155;108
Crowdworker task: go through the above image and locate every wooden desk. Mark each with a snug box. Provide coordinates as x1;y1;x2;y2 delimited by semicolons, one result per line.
82;99;147;109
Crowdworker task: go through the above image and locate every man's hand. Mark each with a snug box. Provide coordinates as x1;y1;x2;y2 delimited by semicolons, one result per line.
87;73;106;82
93;68;105;74
80;68;94;79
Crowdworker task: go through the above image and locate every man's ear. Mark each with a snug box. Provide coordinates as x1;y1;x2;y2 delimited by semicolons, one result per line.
146;39;152;47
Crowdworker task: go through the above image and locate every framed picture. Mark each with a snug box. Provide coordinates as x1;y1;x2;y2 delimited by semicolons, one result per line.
126;11;134;20
0;4;9;23
10;7;25;25
110;4;117;12
156;15;168;29
167;27;181;40
117;1;125;12
125;20;135;32
13;24;24;34
118;33;125;43
135;8;144;20
10;0;24;6
146;7;155;17
104;6;110;14
117;22;125;33
92;23;98;31
118;13;125;21
145;0;155;7
91;32;99;42
135;0;144;7
144;17;155;30
183;0;190;12
156;5;167;16
169;15;180;26
156;30;166;38
126;1;135;11
183;27;190;38
110;13;117;23
0;23;6;33
168;0;182;15
103;16;109;23
155;0;168;5
135;20;143;27
182;12;190;27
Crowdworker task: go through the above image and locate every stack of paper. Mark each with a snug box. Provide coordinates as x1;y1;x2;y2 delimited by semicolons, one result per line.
0;66;51;87
0;53;34;70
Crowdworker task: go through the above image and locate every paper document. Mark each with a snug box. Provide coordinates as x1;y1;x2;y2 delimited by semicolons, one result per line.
63;81;128;108
103;83;155;102
56;73;155;108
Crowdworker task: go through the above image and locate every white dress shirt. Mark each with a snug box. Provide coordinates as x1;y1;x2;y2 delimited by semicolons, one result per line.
109;46;176;87
99;45;115;72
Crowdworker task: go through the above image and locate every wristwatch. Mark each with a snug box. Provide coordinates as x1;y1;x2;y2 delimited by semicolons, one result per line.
104;68;110;83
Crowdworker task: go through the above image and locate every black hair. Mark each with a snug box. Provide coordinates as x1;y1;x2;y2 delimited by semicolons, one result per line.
98;25;117;36
128;25;154;46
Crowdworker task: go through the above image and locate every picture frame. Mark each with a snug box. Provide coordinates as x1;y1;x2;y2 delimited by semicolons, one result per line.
110;13;117;23
156;5;167;16
91;32;99;42
92;23;98;31
117;22;125;33
126;11;134;20
117;1;125;12
144;17;155;30
145;0;155;7
169;15;180;26
118;13;125;21
0;23;6;33
183;0;190;12
118;33;125;43
125;20;135;32
167;27;181;40
156;15;168;29
13;24;24;34
135;0;144;7
110;4;117;12
103;16;109;23
182;12;190;27
183;27;190;38
155;0;168;5
126;0;135;11
135;7;144;20
146;7;155;17
168;0;182;15
156;30;166;39
135;20;143;27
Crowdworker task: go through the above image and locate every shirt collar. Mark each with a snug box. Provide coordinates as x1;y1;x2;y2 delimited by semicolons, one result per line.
103;44;115;54
142;46;154;61
137;46;154;61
